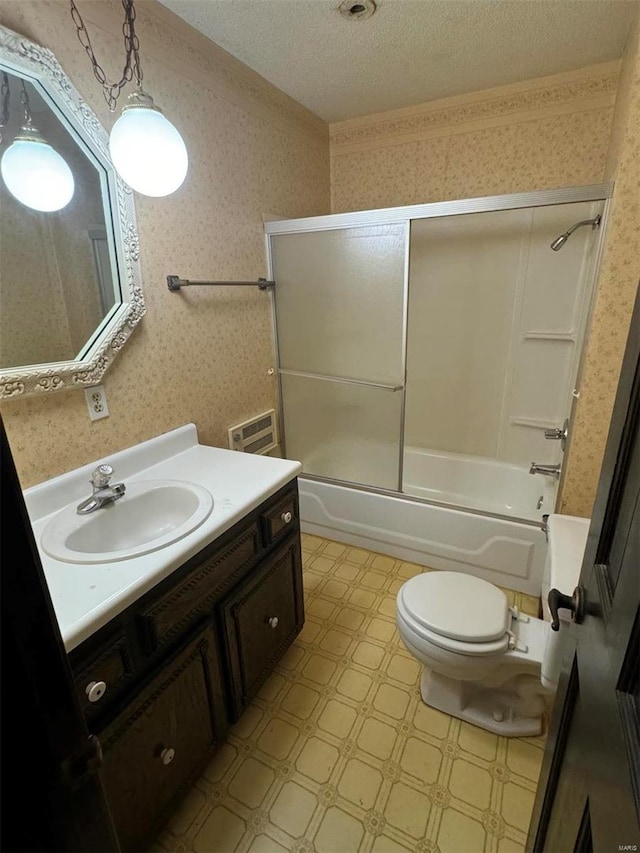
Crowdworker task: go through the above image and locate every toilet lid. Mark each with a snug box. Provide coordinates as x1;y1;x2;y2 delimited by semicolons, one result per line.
399;572;510;643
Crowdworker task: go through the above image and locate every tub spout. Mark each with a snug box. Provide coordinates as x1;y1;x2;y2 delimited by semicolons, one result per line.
529;462;561;479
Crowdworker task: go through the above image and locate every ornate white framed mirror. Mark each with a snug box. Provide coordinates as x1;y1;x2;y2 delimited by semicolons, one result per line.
0;25;144;399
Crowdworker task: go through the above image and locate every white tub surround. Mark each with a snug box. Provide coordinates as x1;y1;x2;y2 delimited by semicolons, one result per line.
24;424;301;652
299;478;547;595
403;446;556;521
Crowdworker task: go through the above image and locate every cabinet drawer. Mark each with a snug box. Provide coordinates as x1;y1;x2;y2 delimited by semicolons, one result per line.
222;536;304;718
138;522;259;652
72;633;134;717
99;625;227;853
261;489;298;545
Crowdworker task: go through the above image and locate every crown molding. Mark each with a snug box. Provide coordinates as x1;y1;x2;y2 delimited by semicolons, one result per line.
330;61;620;154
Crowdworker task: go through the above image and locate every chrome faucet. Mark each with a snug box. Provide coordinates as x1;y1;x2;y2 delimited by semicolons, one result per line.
529;462;561;480
76;464;126;514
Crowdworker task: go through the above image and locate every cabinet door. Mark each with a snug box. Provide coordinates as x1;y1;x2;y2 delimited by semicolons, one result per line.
98;625;226;852
222;536;304;718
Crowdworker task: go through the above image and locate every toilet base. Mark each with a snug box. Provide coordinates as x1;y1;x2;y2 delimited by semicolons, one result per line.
420;668;546;737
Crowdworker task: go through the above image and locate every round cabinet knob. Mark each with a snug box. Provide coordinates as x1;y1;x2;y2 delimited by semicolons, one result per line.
160;747;175;766
268;616;279;629
85;680;107;703
281;511;293;524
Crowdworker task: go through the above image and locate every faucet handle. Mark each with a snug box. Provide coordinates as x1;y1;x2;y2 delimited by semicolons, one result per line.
544;418;569;451
544;428;564;440
91;464;114;489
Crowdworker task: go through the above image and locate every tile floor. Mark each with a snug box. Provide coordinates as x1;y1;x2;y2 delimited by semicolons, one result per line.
153;535;546;853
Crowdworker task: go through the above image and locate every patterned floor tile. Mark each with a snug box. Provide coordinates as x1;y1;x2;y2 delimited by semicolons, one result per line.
154;535;547;853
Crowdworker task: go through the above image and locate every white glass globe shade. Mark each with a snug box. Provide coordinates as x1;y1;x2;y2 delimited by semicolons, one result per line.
1;139;75;212
109;106;188;197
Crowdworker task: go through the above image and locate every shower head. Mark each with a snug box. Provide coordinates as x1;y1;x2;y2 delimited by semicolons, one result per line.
550;214;601;251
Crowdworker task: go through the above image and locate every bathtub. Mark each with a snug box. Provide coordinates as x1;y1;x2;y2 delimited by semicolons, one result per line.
298;448;553;595
402;446;557;522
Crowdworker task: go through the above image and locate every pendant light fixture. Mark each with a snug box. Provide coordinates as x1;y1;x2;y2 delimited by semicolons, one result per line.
70;0;188;197
0;76;75;213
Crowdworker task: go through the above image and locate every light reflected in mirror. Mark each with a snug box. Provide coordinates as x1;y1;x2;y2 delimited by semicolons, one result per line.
0;23;144;399
0;71;118;370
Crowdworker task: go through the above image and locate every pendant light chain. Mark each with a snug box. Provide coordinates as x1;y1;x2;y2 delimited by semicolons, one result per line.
68;0;188;197
19;81;33;127
0;73;9;142
69;0;144;111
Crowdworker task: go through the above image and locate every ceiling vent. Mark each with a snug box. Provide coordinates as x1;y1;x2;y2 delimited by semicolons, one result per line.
338;0;376;21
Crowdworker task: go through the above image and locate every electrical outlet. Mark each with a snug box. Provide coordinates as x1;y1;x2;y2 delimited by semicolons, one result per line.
84;385;110;421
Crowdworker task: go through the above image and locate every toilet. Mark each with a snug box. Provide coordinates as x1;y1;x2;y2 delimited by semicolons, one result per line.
396;514;590;737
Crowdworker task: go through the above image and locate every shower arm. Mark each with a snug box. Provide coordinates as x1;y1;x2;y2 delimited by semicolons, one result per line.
550;214;601;250
563;216;601;238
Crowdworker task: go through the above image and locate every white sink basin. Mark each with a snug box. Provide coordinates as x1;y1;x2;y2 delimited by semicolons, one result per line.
41;479;214;564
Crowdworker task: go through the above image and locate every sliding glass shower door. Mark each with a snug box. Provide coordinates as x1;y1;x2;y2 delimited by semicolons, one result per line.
270;224;407;490
402;199;604;519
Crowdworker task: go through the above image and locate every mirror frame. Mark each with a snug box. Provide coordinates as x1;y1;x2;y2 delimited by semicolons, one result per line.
0;25;145;399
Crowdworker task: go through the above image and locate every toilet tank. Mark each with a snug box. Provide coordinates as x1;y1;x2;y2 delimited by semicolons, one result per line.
541;514;591;622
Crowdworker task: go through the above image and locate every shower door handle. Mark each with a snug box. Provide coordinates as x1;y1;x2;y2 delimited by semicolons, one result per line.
278;369;403;392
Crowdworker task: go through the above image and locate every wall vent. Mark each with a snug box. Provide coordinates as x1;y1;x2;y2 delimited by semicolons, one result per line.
228;409;278;455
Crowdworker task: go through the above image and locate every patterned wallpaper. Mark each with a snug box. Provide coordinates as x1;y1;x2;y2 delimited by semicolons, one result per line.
330;64;618;212
0;0;330;488
560;14;640;517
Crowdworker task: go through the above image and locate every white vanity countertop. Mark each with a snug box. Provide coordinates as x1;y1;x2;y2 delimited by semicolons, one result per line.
24;424;302;653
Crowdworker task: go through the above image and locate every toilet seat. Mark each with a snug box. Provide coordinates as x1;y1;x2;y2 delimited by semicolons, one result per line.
397;572;512;656
398;603;511;656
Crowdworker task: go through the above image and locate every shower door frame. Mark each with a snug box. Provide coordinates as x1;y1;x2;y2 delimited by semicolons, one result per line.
264;183;613;527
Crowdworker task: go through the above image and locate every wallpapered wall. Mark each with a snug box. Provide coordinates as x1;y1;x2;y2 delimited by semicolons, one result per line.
329;63;619;213
560;14;640;517
0;0;330;488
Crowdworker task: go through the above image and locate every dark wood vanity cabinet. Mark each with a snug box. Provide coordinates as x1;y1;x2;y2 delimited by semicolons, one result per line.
222;535;304;719
68;478;303;852
99;625;226;853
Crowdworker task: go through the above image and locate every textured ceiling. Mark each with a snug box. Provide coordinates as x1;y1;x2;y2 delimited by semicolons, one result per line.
158;0;638;122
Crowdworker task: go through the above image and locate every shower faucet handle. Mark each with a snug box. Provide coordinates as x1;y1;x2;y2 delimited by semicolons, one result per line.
545;428;563;439
544;419;569;451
